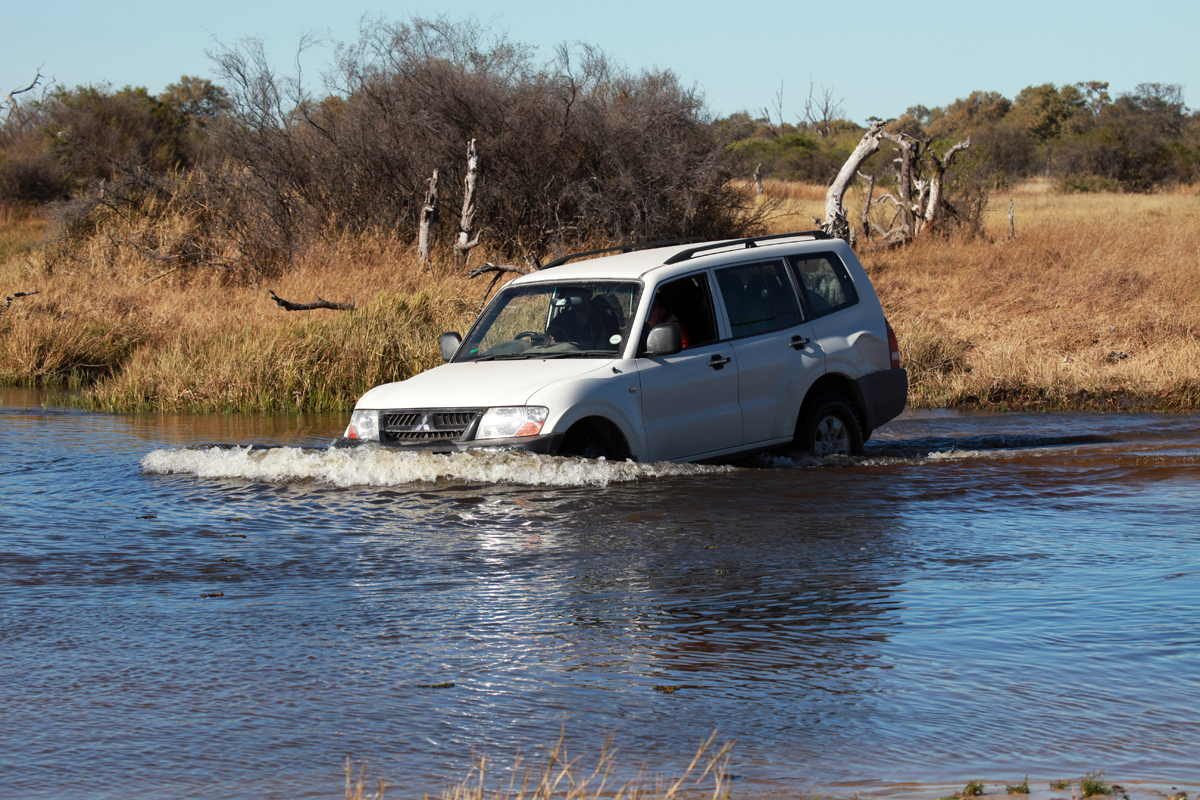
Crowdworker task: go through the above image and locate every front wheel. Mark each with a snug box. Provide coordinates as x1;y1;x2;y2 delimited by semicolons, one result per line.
557;419;630;461
796;394;864;456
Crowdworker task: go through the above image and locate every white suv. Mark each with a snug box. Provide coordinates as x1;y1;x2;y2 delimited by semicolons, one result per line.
339;231;906;462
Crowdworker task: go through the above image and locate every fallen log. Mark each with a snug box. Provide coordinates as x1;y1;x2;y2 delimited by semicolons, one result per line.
1;289;38;315
268;290;354;312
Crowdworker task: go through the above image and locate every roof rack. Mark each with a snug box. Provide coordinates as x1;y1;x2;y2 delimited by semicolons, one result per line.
662;230;830;265
541;237;709;269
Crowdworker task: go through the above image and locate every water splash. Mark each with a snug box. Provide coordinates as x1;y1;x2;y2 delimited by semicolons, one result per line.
141;444;737;488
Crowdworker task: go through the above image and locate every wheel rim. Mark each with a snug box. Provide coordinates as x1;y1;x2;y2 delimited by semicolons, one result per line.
813;414;849;455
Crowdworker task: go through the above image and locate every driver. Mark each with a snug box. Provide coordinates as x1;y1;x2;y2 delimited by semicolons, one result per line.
548;290;605;348
646;294;691;349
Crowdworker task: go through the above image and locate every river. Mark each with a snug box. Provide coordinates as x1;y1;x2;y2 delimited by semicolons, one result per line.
1;388;1197;800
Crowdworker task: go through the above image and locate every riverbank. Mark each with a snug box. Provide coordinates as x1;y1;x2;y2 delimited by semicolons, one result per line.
2;183;1198;412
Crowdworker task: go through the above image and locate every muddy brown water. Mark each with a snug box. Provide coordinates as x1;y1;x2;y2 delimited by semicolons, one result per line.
1;388;1198;799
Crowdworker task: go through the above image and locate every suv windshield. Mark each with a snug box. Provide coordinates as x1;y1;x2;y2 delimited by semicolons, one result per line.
458;281;643;362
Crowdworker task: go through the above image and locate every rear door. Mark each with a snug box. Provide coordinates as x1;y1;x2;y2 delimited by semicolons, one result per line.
714;259;825;445
787;252;878;379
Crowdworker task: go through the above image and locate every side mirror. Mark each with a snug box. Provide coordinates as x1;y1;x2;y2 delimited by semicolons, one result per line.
439;332;462;362
647;323;683;357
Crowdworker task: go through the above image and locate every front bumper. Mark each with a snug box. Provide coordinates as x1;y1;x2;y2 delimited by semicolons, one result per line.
330;431;566;455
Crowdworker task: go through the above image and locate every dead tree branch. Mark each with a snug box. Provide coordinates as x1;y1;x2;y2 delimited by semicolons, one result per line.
856;170;875;242
3;69;43;114
268;290;355;311
2;290;39;316
822;120;885;241
464;261;535;310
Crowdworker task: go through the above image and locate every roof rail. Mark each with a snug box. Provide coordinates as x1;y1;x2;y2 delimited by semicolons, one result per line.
662;230;830;265
541;237;709;269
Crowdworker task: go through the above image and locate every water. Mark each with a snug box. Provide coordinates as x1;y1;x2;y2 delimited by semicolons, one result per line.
2;387;1198;800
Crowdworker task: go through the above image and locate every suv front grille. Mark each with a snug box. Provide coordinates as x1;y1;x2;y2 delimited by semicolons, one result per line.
381;409;484;443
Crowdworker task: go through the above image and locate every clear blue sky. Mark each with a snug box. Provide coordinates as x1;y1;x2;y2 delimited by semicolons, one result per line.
6;0;1198;123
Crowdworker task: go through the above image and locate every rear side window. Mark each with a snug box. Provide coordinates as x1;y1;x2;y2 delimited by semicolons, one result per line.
715;260;802;338
788;253;859;318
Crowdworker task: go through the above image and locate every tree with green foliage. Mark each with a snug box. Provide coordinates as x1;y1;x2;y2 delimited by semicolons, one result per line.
44;84;192;186
1011;83;1085;142
160;76;233;130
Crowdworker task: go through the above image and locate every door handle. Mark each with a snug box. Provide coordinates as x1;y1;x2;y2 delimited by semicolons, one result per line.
789;335;810;350
707;354;731;369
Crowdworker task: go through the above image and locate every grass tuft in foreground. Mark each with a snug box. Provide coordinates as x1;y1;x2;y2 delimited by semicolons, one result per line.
431;732;734;800
1080;771;1113;798
1005;777;1030;795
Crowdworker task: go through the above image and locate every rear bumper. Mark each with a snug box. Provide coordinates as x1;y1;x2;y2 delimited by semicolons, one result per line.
856;367;908;431
330;432;565;455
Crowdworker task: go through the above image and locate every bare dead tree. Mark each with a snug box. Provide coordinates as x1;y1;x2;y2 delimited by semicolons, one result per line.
799;79;844;139
268;290;354;311
454;139;481;263
760;81;786;139
417;168;439;273
822;121;974;246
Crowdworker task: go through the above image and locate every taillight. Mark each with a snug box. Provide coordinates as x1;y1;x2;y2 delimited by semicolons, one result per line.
886;321;901;370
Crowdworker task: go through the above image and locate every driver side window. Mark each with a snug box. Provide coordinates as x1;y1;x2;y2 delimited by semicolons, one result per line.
643;273;718;351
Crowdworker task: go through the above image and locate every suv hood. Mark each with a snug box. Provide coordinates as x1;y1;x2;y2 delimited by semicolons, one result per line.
356;358;616;410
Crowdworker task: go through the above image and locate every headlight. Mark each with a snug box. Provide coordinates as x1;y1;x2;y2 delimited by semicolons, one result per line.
476;406;548;440
346;409;381;441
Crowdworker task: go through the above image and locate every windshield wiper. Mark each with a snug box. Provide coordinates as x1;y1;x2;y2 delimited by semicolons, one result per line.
471;353;536;362
539;350;614;359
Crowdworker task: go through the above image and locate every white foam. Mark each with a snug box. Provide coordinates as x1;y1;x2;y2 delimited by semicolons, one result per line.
140;445;736;488
924;448;1008;461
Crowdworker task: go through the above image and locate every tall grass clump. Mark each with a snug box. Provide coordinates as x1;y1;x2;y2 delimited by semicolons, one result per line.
2;191;482;410
435;733;734;800
80;289;470;412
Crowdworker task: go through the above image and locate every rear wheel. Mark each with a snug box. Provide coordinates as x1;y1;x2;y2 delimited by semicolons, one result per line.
796;394;864;456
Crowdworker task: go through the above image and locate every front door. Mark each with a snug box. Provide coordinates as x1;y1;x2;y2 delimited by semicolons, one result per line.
636;340;741;461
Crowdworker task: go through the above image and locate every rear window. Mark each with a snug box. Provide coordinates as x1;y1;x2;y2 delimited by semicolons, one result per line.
715;260;802;338
788;253;859;318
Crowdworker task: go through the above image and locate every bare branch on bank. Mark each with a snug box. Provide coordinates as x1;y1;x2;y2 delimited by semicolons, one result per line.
464;261;536;310
2;290;39;316
268;290;355;312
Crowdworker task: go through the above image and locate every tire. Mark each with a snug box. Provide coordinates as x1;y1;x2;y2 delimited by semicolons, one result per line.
796;394;864;456
557;420;629;461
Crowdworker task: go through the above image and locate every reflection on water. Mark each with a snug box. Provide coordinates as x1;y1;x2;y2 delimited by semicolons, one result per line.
2;388;1199;800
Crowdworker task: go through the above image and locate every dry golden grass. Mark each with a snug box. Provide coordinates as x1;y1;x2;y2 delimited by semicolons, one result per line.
4;181;1200;412
857;184;1200;409
0;206;489;410
429;733;733;800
